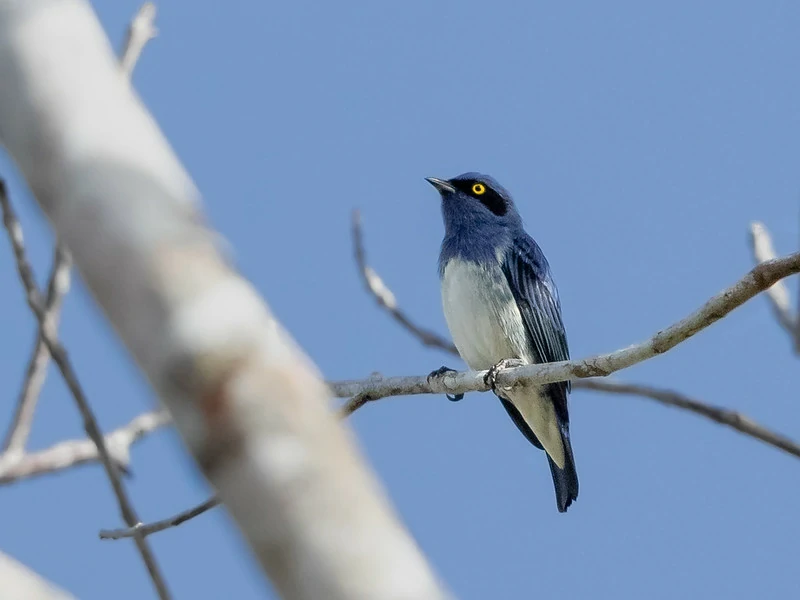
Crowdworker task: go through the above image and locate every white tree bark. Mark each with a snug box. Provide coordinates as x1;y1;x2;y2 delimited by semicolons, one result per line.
0;1;446;599
0;552;74;600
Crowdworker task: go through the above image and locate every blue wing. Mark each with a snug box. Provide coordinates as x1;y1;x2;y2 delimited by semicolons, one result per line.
500;233;578;512
500;233;571;411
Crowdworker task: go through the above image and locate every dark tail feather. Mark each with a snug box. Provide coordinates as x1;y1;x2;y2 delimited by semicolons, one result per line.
548;426;579;513
499;397;579;512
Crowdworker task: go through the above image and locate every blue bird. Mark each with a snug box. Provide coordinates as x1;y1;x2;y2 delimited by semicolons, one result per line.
426;172;578;513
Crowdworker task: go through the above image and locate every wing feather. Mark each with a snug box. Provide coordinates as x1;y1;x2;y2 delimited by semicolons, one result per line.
500;235;571;422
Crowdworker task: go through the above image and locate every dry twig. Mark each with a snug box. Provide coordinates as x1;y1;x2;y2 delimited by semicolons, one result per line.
99;496;221;540
0;411;170;484
1;246;71;456
749;221;799;352
352;210;458;353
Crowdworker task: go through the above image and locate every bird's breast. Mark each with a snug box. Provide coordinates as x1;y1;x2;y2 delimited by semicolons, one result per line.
440;258;531;370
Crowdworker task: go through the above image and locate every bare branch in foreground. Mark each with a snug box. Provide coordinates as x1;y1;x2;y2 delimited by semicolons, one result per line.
574;379;800;459
119;2;157;78
749;221;799;352
352;210;458;354
0;411;170;485
0;551;75;600
0;3;447;598
0;183;171;600
1;245;71;456
100;496;221;540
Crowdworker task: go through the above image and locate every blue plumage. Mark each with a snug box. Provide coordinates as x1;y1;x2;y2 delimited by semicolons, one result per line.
427;172;579;513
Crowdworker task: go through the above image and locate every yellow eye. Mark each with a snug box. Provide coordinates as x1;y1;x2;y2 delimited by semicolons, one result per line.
472;183;486;195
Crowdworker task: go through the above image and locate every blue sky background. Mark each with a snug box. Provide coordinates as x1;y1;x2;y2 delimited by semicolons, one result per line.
2;1;799;598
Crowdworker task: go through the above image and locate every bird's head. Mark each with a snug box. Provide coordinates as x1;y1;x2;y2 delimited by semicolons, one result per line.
426;172;521;233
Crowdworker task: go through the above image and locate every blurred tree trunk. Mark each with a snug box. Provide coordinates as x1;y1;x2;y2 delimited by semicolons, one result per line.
0;1;447;598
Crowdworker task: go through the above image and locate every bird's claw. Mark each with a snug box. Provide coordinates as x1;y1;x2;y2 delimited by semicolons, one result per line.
484;358;526;393
427;366;463;402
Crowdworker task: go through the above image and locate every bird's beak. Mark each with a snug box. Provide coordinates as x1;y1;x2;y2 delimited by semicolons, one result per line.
425;177;456;194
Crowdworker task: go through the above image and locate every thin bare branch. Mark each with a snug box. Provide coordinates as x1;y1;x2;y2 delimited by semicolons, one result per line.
0;411;170;485
345;217;800;457
332;250;800;399
0;183;171;600
349;214;800;395
1;246;71;456
99;496;221;540
119;2;157;78
749;221;798;351
352;210;458;354
573;379;800;458
340;393;371;418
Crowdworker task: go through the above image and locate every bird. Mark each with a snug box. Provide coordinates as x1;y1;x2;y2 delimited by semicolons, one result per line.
426;172;578;513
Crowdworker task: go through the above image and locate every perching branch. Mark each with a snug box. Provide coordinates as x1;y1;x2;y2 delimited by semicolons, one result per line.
0;182;171;600
749;221;799;353
337;375;800;459
347;214;800;454
0;2;446;599
343;248;800;401
0;411;170;485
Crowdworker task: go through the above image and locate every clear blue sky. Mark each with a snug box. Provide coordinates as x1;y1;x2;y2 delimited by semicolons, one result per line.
2;1;799;598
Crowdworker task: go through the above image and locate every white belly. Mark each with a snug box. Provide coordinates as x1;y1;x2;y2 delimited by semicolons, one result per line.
440;258;565;466
440;258;531;371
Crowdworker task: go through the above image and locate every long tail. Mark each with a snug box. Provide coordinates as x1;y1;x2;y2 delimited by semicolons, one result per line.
547;424;579;513
499;396;579;512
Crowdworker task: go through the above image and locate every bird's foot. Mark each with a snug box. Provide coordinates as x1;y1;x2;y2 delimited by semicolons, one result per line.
484;358;526;393
427;366;463;402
